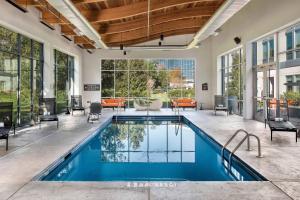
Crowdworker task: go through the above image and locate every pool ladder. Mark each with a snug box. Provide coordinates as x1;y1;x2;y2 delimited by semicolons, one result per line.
221;129;263;168
174;104;181;136
115;101;122;124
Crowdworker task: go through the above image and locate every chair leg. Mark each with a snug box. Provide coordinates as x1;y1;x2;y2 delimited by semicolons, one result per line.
6;137;8;151
296;131;298;143
57;121;59;128
39;121;41;129
72;110;73;116
271;131;273;141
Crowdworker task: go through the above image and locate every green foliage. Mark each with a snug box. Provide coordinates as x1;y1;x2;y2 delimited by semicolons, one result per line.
0;26;43;124
101;59;195;105
226;53;242;98
282;91;300;103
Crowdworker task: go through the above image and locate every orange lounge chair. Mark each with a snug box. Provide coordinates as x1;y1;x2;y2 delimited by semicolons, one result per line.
101;98;126;110
171;98;197;110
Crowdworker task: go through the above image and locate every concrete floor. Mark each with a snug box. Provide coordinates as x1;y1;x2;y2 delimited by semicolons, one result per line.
0;109;299;200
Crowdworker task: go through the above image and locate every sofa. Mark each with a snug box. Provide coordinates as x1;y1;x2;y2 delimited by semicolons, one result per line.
171;98;197;110
101;98;126;110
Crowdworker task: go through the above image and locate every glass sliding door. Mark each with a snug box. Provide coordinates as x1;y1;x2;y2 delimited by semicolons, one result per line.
0;52;18;123
254;65;277;122
221;49;243;115
0;26;43;126
54;50;74;114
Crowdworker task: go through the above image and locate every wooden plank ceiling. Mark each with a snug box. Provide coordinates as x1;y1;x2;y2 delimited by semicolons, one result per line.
12;0;225;48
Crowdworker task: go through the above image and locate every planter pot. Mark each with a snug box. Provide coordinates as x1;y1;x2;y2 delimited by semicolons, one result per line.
228;96;238;114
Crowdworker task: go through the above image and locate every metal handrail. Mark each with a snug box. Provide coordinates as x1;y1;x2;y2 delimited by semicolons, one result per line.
221;129;251;160
228;133;263;167
248;134;263;158
115;100;122;124
174;103;180;135
221;129;263;169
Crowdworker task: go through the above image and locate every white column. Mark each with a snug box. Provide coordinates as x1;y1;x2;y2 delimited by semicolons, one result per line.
244;42;253;119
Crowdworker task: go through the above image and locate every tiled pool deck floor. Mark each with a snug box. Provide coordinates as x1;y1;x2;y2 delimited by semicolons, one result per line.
0;109;299;200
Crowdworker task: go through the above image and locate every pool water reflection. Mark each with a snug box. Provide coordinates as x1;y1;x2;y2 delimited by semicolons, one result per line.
41;116;265;181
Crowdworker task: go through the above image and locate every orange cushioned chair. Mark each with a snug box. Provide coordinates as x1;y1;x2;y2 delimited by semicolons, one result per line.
171;98;197;110
101;98;126;110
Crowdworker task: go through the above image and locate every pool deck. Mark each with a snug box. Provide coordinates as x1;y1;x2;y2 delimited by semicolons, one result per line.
0;109;299;200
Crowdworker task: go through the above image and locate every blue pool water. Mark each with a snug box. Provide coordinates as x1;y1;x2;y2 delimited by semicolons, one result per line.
39;116;265;181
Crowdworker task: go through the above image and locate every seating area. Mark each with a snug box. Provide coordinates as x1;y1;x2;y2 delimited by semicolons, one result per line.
214;95;229;116
170;98;197;110
38;98;59;128
0;102;15;151
134;99;163;111
101;98;126;110
1;0;300;199
71;95;85;115
265;99;298;142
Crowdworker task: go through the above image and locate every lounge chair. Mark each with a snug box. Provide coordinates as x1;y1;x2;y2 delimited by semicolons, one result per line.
134;99;162;111
265;99;298;142
39;98;59;128
71;95;85;115
214;95;228;115
0;102;15;151
171;98;197;110
101;98;126;110
87;102;102;123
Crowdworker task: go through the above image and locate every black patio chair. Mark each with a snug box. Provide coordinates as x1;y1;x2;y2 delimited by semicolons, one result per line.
87;102;101;123
71;95;85;115
265;99;298;142
39;98;59;128
214;95;229;116
0;102;15;151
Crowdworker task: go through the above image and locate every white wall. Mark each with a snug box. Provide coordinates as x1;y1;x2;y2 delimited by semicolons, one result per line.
0;0;83;98
82;47;213;108
197;0;300;119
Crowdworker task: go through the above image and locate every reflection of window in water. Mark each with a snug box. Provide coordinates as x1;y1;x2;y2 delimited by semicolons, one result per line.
100;121;195;163
0;81;4;91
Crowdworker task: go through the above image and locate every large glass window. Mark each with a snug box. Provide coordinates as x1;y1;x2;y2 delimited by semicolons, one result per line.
286;31;294;60
0;26;43;126
253;26;300;125
262;38;274;64
101;59;195;108
296;29;300;59
221;49;243;115
54;50;74;114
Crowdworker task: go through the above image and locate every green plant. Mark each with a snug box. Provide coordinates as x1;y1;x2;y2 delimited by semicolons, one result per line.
282;91;300;104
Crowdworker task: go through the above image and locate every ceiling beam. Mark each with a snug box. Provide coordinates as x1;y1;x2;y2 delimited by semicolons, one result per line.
82;43;96;49
74;35;94;44
72;0;106;4
61;25;76;36
102;18;203;44
14;0;41;6
106;28;198;47
82;0;219;23
95;6;215;35
41;11;69;24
